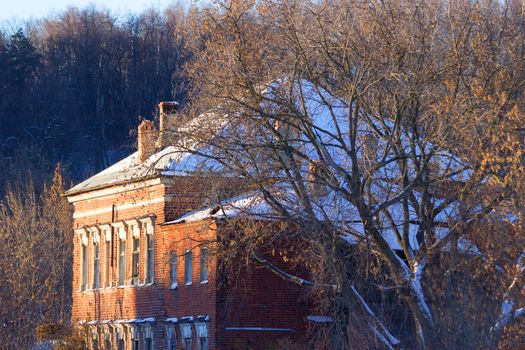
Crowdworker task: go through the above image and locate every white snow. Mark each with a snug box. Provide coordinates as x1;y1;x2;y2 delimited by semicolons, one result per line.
179;316;194;322
224;327;295;332
307;316;334;323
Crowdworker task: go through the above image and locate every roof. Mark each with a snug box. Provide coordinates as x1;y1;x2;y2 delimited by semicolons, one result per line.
163;185;423;251
65;145;220;196
67;80;473;255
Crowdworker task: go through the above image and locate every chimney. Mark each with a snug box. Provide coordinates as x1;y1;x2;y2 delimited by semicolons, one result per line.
158;101;179;147
137;120;158;163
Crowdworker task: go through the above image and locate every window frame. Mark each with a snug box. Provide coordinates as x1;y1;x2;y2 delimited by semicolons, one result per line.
143;324;154;350
117;232;127;287
131;325;139;350
195;322;209;350
93;240;100;289
199;247;209;284
166;325;177;350
131;232;140;285
116;326;126;350
102;226;112;288
144;221;155;285
105;336;111;350
91;327;99;350
184;250;193;285
170;252;178;289
80;233;88;291
180;323;192;350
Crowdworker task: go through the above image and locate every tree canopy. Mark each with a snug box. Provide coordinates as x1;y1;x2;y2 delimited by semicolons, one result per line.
180;1;525;348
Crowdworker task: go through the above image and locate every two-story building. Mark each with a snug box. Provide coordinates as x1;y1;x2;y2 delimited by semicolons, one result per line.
65;102;312;350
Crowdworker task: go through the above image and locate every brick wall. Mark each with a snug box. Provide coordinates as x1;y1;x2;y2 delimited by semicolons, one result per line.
69;176;312;349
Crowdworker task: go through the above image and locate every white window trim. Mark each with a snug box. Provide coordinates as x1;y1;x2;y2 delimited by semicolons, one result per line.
115;324;125;339
100;224;112;242
140;217;155;234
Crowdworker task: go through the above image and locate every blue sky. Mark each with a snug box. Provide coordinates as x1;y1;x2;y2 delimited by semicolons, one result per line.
1;0;205;22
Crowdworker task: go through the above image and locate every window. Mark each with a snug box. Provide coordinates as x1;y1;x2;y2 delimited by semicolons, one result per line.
200;247;209;284
145;224;154;284
166;326;177;350
104;334;111;350
131;326;139;350
118;238;126;286
91;328;99;350
184;250;193;285
144;325;154;350
81;240;88;291
170;252;177;289
184;337;192;350
131;235;140;285
199;337;208;350
105;236;111;288
196;322;208;350
180;323;192;350
116;327;125;350
93;242;100;289
145;337;153;350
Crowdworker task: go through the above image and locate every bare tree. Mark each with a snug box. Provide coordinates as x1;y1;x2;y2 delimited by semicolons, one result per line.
0;165;72;349
181;1;525;349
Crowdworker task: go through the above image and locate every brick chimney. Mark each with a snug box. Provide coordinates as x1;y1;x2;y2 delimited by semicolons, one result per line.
137;120;158;163
158;101;179;147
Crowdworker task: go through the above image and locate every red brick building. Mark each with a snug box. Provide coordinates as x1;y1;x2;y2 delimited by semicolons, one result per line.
65;102;313;350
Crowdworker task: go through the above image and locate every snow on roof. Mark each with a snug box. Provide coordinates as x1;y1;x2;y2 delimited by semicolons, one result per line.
67;80;472;254
65;144;222;196
224;327;295;332
307;315;334;323
195;315;210;322
164;191;275;224
164;184;416;251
